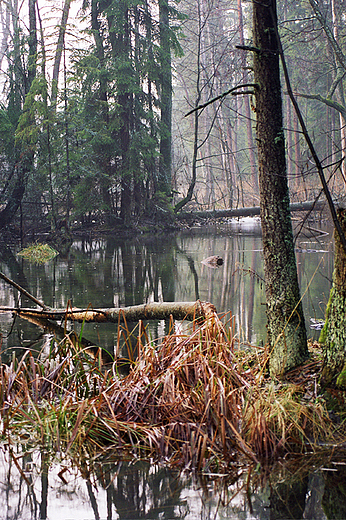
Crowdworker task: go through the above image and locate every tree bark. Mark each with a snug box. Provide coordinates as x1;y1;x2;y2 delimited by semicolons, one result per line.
252;0;309;376
238;0;258;202
158;0;172;195
0;1;10;71
320;208;346;387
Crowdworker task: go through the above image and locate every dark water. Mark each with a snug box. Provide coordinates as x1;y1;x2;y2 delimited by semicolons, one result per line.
0;219;337;519
0;447;344;519
0;219;334;360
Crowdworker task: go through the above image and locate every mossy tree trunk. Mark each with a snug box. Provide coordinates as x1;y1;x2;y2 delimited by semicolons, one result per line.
320;208;346;388
253;0;309;377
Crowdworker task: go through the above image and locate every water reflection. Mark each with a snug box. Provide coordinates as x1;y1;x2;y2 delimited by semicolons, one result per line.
2;446;346;519
0;222;334;360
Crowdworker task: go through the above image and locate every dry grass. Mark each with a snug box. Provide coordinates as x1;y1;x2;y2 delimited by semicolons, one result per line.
0;308;341;471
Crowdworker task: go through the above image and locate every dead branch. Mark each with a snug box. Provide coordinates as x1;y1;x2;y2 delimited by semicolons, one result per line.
184;83;258;117
0;271;50;310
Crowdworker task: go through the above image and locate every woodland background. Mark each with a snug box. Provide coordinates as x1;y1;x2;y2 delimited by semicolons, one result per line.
0;0;345;234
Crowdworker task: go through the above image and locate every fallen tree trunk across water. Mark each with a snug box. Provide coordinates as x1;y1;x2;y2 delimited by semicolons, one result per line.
176;200;326;220
0;270;216;323
0;301;215;323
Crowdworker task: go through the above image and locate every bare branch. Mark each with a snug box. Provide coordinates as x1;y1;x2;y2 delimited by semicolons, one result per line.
184;83;258;117
308;0;346;72
0;271;49;310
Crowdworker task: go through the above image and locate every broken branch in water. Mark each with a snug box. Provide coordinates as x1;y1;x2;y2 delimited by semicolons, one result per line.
0;271;218;323
0;271;50;310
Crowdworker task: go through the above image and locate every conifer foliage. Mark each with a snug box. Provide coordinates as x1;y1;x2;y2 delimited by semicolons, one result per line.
0;0;183;229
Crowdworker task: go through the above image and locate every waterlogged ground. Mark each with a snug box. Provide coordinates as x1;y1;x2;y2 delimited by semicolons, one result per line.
0;447;343;519
0;219;338;519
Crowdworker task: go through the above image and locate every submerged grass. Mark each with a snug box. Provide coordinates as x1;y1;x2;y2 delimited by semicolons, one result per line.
17;243;58;263
0;306;342;471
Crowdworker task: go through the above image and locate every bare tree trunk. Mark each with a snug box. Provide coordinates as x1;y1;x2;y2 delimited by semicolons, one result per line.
293;109;302;197
286;97;294;196
0;1;10;70
238;0;257;203
51;0;72;108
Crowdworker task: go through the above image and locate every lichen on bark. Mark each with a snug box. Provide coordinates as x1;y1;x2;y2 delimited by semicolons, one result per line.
252;0;309;377
320;209;346;387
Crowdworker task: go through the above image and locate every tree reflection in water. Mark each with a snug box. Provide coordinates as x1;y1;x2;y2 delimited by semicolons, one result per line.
0;226;333;360
1;447;345;519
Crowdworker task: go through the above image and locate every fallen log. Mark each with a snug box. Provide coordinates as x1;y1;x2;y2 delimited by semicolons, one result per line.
0;301;216;323
0;271;216;323
176;200;326;221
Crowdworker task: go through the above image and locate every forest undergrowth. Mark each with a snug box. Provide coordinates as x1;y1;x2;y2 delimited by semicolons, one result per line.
0;305;344;474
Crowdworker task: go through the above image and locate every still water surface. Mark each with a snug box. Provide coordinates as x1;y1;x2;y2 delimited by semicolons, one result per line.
0;219;337;519
0;219;334;358
0;447;344;519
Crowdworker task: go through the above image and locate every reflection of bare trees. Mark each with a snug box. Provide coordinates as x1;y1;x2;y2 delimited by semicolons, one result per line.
0;228;333;355
1;447;346;519
0;451;190;520
95;461;188;519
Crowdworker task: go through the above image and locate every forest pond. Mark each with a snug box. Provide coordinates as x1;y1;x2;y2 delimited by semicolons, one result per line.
0;218;339;519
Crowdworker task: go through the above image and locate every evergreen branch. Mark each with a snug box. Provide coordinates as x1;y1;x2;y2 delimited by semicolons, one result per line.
184;83;258;117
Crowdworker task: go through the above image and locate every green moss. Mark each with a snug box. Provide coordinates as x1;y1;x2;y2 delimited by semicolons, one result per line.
319;286;334;344
336;369;346;389
17;243;58;264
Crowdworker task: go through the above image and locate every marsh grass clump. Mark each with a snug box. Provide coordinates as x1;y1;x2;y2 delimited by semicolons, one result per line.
0;307;341;470
17;243;58;263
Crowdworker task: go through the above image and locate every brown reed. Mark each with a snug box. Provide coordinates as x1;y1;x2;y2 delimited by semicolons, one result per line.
0;307;338;471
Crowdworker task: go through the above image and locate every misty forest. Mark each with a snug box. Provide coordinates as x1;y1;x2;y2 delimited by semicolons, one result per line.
1;0;345;232
2;0;346;514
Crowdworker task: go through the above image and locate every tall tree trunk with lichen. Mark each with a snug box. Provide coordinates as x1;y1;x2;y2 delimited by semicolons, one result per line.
320;209;346;388
252;0;308;377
